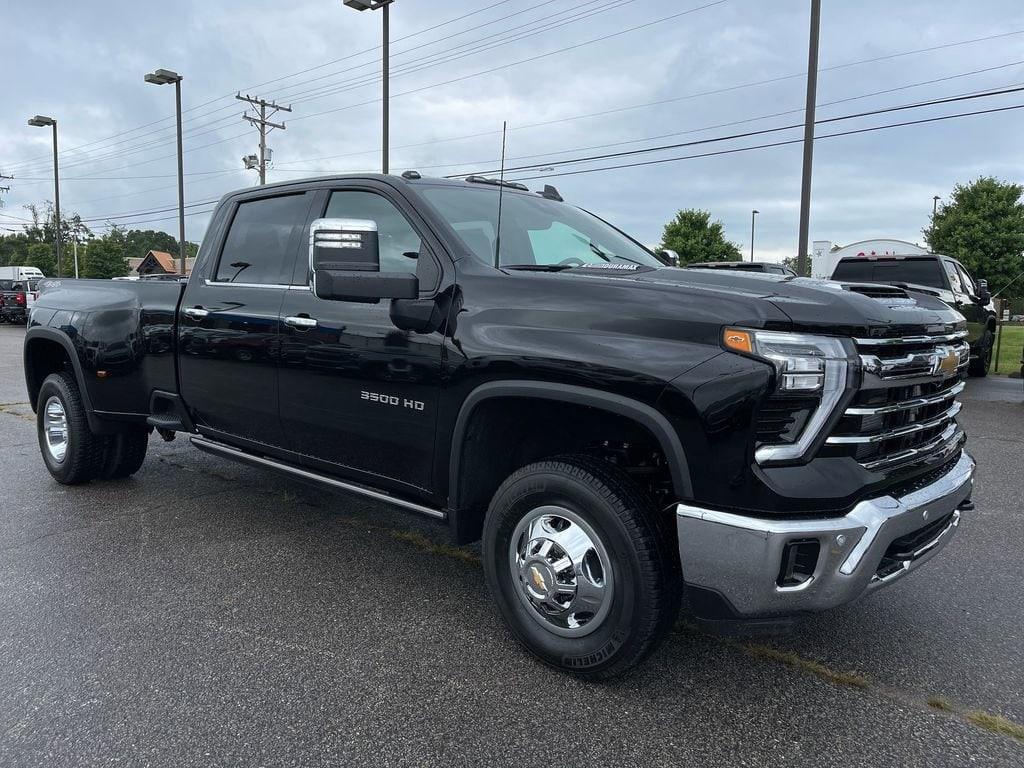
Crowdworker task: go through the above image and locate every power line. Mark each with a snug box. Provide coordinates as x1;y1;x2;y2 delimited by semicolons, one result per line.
0;0;525;171
447;85;1024;177
57;85;1024;225
507;102;1024;182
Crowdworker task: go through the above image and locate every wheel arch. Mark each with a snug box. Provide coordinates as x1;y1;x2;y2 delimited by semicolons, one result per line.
24;327;99;428
447;381;692;544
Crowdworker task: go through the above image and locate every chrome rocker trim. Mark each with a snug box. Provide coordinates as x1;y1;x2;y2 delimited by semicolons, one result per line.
675;451;974;617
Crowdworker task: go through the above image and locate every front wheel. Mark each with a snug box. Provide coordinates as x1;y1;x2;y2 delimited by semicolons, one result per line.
483;456;680;680
969;330;993;377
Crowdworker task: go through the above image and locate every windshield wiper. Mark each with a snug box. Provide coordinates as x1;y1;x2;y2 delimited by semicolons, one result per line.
502;264;574;272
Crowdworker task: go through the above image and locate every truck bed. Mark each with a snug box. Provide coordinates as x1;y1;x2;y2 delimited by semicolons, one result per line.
30;278;185;419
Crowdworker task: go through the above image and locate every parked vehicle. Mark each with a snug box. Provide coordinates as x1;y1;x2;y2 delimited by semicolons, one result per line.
686;260;797;276
0;266;46;283
831;254;997;376
24;173;975;678
0;279;37;324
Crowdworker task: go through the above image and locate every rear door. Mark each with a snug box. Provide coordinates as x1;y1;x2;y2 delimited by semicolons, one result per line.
178;190;315;450
277;182;448;492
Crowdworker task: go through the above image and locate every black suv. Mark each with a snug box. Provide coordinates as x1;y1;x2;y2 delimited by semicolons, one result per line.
831;255;997;376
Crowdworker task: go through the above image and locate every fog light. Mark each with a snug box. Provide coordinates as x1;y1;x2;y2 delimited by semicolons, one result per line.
777;539;820;588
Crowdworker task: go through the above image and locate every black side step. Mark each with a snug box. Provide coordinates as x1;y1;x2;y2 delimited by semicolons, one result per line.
190;436;447;521
147;390;194;432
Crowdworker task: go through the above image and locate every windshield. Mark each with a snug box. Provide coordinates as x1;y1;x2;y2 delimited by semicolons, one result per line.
832;258;946;289
419;185;662;269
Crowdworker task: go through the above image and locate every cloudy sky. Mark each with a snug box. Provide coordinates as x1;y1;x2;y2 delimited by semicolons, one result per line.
2;0;1023;262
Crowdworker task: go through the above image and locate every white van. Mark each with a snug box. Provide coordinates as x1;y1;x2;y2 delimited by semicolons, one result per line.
0;266;46;282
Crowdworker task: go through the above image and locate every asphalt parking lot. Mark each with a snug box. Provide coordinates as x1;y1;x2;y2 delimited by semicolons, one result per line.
0;322;1022;767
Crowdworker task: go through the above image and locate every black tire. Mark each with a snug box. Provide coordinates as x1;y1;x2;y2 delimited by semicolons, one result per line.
36;371;108;485
483;455;680;680
100;429;150;479
969;330;993;377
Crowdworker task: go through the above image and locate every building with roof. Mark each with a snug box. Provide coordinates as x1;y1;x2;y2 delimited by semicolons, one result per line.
133;251;195;276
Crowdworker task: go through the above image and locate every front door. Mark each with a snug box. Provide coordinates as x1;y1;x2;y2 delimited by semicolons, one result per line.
179;191;313;449
942;258;984;345
278;185;448;493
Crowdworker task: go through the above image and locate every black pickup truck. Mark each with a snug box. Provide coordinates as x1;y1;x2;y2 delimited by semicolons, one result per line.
831;254;997;376
24;173;975;678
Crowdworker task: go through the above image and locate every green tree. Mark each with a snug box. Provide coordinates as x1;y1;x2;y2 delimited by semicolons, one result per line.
81;233;128;279
659;209;742;265
924;177;1024;300
782;255;804;276
123;229;197;260
25;242;56;276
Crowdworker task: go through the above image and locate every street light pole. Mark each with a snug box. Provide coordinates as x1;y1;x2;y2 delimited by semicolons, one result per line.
933;195;940;216
343;0;394;175
145;69;187;275
27;116;61;277
750;209;759;262
796;0;821;277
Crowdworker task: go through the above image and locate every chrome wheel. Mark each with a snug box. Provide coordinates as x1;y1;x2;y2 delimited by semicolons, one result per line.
509;505;614;638
43;396;69;463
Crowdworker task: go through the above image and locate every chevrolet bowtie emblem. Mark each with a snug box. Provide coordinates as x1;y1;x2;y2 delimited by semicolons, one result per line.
529;566;547;593
934;347;959;376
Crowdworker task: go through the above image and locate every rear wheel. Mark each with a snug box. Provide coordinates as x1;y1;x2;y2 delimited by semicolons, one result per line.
37;371;107;485
969;329;993;377
100;429;150;479
483;455;679;680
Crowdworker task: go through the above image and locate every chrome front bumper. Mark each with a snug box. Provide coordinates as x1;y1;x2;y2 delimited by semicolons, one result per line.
676;452;975;618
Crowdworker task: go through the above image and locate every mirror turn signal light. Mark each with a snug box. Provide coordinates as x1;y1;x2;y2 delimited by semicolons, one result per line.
723;328;753;354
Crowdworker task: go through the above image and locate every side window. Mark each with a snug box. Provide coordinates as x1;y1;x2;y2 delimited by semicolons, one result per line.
214;194;309;284
326;191;423;272
955;263;976;295
942;260;964;293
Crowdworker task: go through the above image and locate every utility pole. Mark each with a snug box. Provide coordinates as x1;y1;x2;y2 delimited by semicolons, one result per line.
28;116;61;276
342;0;394;174
796;0;821;277
750;209;759;261
0;171;11;197
144;70;186;274
237;94;291;185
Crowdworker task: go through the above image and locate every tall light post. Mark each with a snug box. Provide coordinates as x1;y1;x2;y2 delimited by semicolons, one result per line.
933;195;941;216
750;209;759;261
342;0;394;175
27;115;61;277
144;68;187;275
796;0;821;277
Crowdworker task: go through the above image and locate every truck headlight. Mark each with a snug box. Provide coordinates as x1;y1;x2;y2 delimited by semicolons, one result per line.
723;328;853;465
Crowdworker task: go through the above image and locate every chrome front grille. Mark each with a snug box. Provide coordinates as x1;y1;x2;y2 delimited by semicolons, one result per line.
825;331;969;472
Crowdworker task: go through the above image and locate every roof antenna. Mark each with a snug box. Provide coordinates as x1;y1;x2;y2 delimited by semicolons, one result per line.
493;120;507;269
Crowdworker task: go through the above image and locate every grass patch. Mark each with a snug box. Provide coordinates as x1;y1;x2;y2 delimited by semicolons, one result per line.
927;695;954;712
742;643;870;689
965;710;1024;742
992;324;1024;375
390;530;482;566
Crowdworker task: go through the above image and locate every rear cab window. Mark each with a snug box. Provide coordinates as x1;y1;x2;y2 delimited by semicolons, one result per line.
831;258;947;289
213;193;310;284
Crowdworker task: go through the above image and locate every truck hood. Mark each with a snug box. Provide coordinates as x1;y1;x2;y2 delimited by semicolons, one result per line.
560;264;964;336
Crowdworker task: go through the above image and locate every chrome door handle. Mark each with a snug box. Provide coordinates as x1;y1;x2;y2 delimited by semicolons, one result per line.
183;307;209;320
284;315;318;328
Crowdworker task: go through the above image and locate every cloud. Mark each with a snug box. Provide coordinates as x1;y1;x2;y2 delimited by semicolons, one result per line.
2;0;1022;253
